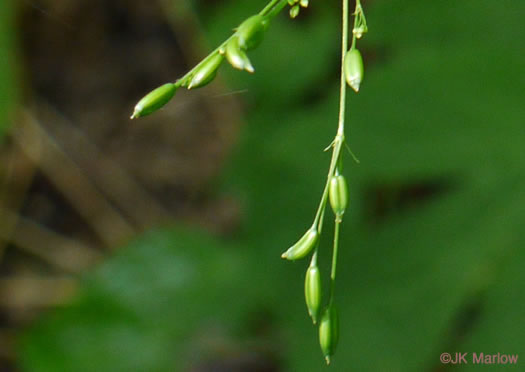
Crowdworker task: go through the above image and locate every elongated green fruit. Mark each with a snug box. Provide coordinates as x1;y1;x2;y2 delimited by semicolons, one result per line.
237;15;268;51
281;228;318;260
225;37;254;73
319;305;339;365
188;54;224;89
305;264;322;324
344;48;364;92
131;83;177;119
329;174;349;218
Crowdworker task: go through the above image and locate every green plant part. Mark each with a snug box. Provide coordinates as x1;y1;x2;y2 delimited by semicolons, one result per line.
344;48;364;92
280;0;367;362
319;304;339;365
281;227;318;261
290;4;300;19
130;0;369;364
188;54;224;89
353;24;367;39
352;0;368;39
225;36;255;73
130;0;290;118
305;259;322;324
329;172;349;220
131;83;177;119
236;15;268;50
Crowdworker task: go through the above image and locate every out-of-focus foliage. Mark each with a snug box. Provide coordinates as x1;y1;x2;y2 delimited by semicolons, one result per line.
20;0;525;371
0;0;16;137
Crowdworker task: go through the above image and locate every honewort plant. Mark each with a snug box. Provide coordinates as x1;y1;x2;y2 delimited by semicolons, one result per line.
131;0;368;364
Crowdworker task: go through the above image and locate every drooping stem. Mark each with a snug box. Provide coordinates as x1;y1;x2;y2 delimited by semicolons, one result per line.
350;1;359;49
338;0;350;137
260;0;285;16
327;0;350;303
263;0;289;18
312;0;350;231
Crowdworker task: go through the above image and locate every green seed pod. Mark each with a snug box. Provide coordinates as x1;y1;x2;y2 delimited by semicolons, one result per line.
225;36;255;73
131;83;177;119
344;48;364;93
236;15;268;51
188;53;224;89
300;0;309;7
287;0;296;5
319;304;339;365
290;4;300;19
305;264;322;324
281;228;318;261
329;173;349;218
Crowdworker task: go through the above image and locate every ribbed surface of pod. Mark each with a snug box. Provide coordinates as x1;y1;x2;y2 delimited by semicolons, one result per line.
305;265;322;323
329;174;349;218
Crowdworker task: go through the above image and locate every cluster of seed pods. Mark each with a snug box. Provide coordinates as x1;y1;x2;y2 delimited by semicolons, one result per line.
130;0;367;365
131;14;270;119
280;0;367;363
280;170;349;364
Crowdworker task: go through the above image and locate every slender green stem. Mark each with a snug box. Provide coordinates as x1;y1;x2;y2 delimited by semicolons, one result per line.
261;0;284;16
175;37;234;87
350;3;359;49
327;0;351;304
310;248;318;266
338;0;350;136
312;0;350;230
329;220;341;302
264;0;289;19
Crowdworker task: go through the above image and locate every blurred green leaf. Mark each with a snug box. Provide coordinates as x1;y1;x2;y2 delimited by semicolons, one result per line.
21;229;257;372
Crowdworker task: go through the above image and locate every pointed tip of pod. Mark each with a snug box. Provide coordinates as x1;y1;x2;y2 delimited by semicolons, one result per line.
282;228;319;261
308;308;317;323
225;37;254;73
131;83;177;119
325;356;331;365
319;305;339;364
245;63;255;74
344;48;364;94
